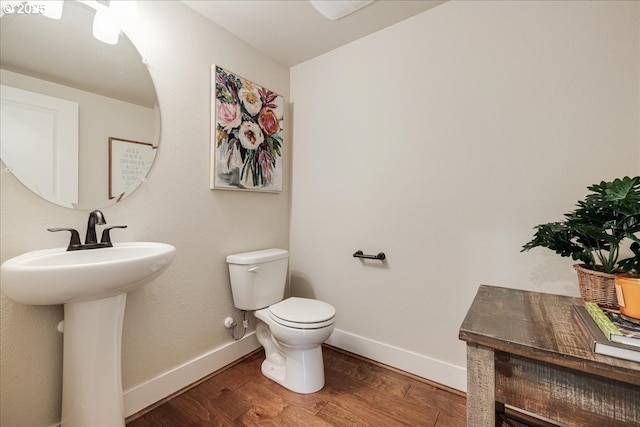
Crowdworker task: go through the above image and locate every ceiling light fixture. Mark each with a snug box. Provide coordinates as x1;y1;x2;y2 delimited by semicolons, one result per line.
83;0;137;45
39;0;64;19
92;4;119;45
309;0;374;21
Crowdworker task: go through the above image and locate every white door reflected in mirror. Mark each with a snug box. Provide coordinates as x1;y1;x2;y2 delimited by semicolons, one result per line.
1;84;79;207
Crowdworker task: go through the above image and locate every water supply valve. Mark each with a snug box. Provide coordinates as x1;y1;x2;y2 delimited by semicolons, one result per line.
224;317;236;329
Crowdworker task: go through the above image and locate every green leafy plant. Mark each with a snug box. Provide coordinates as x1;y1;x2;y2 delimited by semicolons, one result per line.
522;176;640;274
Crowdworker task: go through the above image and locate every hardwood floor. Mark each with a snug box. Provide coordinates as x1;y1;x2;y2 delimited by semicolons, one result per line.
126;346;467;426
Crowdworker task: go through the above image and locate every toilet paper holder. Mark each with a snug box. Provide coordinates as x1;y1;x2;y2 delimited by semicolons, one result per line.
353;250;386;261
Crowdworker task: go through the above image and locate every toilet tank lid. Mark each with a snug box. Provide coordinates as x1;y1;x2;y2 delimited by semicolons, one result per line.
226;248;289;265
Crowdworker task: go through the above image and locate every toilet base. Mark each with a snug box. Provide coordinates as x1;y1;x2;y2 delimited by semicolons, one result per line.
261;346;325;394
256;322;326;394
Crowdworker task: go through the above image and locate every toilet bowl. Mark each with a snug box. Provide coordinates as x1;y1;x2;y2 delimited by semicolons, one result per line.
254;297;335;393
226;249;336;394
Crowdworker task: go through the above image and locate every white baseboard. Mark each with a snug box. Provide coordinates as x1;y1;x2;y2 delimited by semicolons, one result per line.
123;332;260;417
326;329;467;392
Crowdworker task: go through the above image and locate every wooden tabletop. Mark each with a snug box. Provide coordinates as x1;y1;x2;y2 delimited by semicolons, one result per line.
459;285;640;386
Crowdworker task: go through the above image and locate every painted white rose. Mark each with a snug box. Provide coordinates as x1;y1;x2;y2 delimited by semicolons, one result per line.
238;121;264;150
239;87;262;116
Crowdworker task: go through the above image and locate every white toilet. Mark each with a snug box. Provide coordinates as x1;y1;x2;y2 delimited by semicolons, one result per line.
226;248;336;394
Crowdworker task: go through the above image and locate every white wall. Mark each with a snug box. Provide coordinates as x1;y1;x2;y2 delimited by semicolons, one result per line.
0;2;290;426
290;0;640;390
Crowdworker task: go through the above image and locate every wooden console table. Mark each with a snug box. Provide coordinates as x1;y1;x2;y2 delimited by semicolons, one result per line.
459;285;640;427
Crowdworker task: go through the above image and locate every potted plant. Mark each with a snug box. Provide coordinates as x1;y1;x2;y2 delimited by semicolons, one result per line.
522;176;640;309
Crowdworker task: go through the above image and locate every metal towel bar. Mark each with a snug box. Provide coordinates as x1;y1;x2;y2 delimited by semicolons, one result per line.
353;250;386;261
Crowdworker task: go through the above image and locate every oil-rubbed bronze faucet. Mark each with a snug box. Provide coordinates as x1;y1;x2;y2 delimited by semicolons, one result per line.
84;209;106;245
48;210;127;251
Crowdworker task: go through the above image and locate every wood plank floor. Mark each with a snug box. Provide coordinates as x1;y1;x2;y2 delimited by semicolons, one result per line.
127;346;467;426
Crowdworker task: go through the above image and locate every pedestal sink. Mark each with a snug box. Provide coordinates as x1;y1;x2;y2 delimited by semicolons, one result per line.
0;242;176;427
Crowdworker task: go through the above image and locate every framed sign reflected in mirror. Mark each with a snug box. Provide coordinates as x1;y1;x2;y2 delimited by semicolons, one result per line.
108;137;157;201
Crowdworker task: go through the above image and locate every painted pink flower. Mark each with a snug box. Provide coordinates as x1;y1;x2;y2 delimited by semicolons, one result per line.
217;101;242;133
238;121;264;150
258;108;280;136
259;150;273;183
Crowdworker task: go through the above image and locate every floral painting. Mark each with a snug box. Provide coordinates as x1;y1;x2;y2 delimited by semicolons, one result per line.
211;65;284;192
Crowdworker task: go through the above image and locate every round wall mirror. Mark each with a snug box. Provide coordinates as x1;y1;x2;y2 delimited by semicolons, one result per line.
0;1;160;209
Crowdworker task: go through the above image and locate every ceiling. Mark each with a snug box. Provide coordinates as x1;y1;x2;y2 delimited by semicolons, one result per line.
181;0;446;67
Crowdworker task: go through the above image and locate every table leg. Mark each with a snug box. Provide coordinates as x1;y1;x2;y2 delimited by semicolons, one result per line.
467;343;495;426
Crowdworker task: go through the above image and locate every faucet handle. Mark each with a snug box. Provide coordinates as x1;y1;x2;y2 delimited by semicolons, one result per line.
48;228;82;251
100;225;128;246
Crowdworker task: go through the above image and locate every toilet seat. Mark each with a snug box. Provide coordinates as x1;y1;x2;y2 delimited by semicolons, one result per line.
268;297;335;329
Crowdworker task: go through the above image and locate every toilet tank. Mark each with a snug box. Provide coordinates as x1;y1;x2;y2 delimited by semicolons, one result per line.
226;248;289;310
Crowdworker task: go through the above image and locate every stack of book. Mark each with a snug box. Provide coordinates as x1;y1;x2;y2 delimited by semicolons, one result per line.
572;302;640;362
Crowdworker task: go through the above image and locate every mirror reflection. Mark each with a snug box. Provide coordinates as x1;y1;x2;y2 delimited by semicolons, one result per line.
0;0;160;209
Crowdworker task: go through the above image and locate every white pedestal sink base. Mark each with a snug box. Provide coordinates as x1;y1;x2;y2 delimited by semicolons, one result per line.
0;242;176;426
62;293;127;427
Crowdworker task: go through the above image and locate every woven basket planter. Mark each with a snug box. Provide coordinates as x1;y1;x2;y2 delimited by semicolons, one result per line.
574;264;619;310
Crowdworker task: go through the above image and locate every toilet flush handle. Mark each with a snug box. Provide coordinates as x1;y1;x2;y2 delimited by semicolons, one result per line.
248;266;259;273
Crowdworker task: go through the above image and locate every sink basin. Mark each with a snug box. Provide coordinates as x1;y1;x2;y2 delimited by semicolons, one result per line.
0;242;176;305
